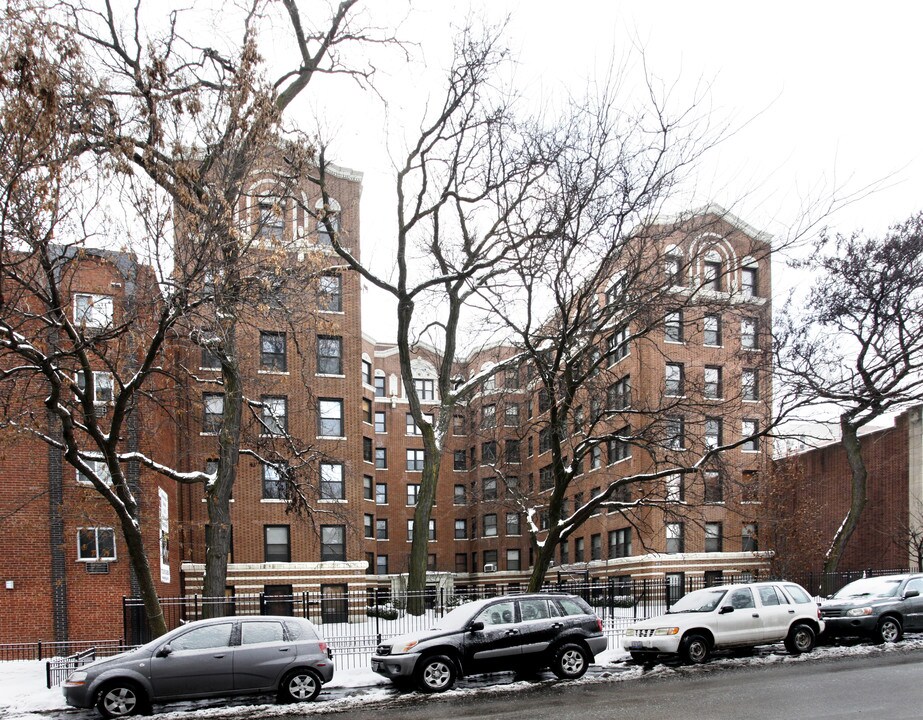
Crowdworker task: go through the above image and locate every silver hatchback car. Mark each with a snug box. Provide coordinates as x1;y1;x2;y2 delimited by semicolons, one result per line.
63;615;334;718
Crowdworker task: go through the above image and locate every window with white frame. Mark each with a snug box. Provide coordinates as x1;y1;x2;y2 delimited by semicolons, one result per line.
375;447;387;469
375;482;387;504
482;477;497;501
407;519;435;541
374;411;387;433
316;336;343;375
203;393;224;434
483;513;498;537
318;398;344;437
609;528;632;558
666;473;684;502
76;371;114;404
262;463;286;500
374;373;386;397
704;366;723;399
261;396;287;436
260;332;287;371
74;293;113;328
376;518;388;540
742;419;759;451
666;416;685;449
480;404;496;429
591;443;602;469
406;448;426;471
506;549;521;571
705;417;723;448
454;484;466;504
664;364;683;397
318;274;342;312
77;459;113;486
376;555;389;574
78;527;116;561
506;512;521;536
406;483;420;506
742;368;759;401
608;325;629;364
741;317;757;349
257;198;284;239
364;514;374;539
742;523;758;552
413;378;435;400
455;519;468;539
361;357;372;385
320;525;345;561
703;256;722;291
665;522;684;554
406;412;434;436
363;475;374;500
704;313;722;346
741;266;758;297
609;375;631;408
704;470;723;503
665;252;684;287
320;462;345;500
665;310;684;343
705;522;723;552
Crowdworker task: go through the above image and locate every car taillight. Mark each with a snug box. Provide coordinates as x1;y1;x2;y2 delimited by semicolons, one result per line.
596;618;603;632
319;642;327;653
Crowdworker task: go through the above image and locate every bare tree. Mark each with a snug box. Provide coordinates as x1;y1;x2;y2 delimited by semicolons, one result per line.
777;213;923;575
0;0;390;632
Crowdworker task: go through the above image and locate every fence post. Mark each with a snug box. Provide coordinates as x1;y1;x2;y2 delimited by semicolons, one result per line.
664;577;671;612
375;586;381;646
37;641;42;661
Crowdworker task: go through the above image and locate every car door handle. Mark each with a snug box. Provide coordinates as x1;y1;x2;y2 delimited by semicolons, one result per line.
551;623;562;629
213;654;226;659
788;609;796;614
752;614;759;618
505;629;520;636
278;647;291;652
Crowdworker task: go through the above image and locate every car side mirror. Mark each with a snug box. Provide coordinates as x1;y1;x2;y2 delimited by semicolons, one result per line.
904;590;920;599
718;605;734;615
468;621;484;632
155;644;172;658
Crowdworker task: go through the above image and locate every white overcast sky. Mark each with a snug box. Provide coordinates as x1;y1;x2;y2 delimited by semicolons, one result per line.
275;1;922;340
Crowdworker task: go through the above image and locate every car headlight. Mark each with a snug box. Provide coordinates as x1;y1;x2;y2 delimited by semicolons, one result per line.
64;671;88;686
624;628;635;637
654;627;680;636
846;607;873;617
395;640;419;654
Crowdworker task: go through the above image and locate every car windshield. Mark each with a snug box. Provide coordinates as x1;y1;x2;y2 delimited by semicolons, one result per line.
668;588;727;613
429;601;480;631
833;578;902;599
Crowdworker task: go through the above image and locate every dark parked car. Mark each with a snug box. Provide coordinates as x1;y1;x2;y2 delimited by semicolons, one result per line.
371;593;607;692
820;573;923;643
63;616;334;718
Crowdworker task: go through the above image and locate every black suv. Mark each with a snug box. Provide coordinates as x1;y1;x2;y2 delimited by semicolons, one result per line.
820;573;923;642
371;593;607;692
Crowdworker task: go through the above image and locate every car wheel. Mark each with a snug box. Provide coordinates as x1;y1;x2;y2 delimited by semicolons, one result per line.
278;668;322;703
784;623;816;654
875;616;903;644
414;654;457;693
630;652;653;665
551;643;590;680
96;681;146;719
680;633;711;664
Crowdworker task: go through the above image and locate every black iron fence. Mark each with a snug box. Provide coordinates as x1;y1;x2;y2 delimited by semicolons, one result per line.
10;567;915;677
46;647;97;689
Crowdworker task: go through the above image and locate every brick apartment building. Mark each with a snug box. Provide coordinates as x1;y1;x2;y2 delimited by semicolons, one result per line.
0;155;777;642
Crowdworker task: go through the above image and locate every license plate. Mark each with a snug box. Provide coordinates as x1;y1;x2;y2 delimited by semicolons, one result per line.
630;641;642;650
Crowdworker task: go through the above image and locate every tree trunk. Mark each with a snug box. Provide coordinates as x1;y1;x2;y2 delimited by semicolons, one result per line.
823;417;868;575
406;432;441;615
527;533;559;592
120;511;167;638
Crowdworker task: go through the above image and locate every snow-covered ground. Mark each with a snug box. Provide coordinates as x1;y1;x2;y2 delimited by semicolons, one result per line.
4;639;922;720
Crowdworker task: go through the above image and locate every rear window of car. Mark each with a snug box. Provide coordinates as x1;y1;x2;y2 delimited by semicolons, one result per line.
557;598;590;616
284;619;318;641
241;621;285;645
784;584;813;604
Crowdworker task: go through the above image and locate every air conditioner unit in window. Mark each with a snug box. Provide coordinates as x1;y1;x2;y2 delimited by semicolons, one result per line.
483;563;497;573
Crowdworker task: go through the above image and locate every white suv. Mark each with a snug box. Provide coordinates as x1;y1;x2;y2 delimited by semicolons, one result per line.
622;581;823;664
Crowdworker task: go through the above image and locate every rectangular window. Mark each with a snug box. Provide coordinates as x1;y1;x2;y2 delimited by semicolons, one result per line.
374;411;387;433
320;462;345;500
321;525;346;561
666;522;684;554
407;519;435;542
201;346;222;370
376;555;389;575
666;416;685;449
362;437;375;462
705;417;723;448
319;274;342;312
704;366;723;399
374;374;386;397
742;419;759;451
741;317;757;349
376;518;388;540
375;482;387;505
454;484;466;504
505;439;521;464
742;523;758;552
453;450;467;471
480;404;496;429
76;371;114;404
560;541;569;565
77;528;116;561
609;375;631;409
264;525;291;562
481;441;497;464
703;259;722;291
406;448;426;471
506;549;521;571
665;310;684;343
406;483;420;506
504;367;520;389
705;522;723;552
704;470;723;503
741;267;757;297
74;293;113;328
262;463;286;500
539;464;554;490
538;427;552;454
591;533;602;561
364;514;374;539
664;363;683;396
665;254;683;286
76;460;112;486
203;393;224;434
362;358;372;386
704;313;722;346
260;332;287;371
575;537;585;563
483;514;498;537
591;443;601;469
413;378;435;400
363;475;374;500
608;325;629;364
317;336;343;375
318;398;344;437
666;473;684;502
742;369;758;401
608;428;631;463
261;396;287;436
257;199;284;238
406;412;434;436
610;528;632;558
455;553;468;573
482;477;498;501
506;512;521;536
455;519;468;539
362;398;373;424
452;414;465;435
538;389;552;413
741;470;760;503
